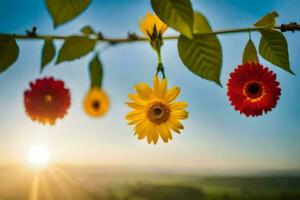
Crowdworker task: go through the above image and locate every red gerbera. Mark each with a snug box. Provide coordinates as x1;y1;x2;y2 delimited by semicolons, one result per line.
24;77;71;125
227;62;281;117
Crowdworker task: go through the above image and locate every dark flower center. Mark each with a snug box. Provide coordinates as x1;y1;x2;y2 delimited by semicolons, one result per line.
147;102;170;125
154;107;162;115
92;100;100;110
245;81;264;100
44;94;53;103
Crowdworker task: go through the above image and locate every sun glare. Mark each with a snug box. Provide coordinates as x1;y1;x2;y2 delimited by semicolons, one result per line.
28;145;50;167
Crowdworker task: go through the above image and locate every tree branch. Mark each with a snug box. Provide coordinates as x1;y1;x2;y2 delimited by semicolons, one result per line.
3;23;300;44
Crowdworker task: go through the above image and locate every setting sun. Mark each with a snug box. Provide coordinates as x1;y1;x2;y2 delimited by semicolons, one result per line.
28;145;50;167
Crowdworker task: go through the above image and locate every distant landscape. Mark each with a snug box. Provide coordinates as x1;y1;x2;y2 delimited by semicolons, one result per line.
1;165;300;200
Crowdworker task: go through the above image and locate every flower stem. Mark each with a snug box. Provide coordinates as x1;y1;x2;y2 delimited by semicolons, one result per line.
155;48;166;78
156;48;162;64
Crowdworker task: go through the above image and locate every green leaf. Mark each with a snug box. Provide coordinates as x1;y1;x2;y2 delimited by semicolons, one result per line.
89;55;103;88
254;11;279;28
178;12;222;86
242;39;259;64
80;25;95;36
193;12;212;33
259;30;293;74
45;0;92;28
56;36;96;64
151;0;194;39
178;35;222;86
0;35;19;73
41;38;56;71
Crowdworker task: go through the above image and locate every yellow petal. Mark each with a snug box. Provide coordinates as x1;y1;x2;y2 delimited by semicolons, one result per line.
171;110;189;120
128;94;146;105
166;87;180;102
169;117;184;130
159;125;172;143
139;18;148;36
139;12;156;37
153;76;160;97
134;83;153;101
153;14;167;34
136;120;149;139
159;78;168;99
125;110;145;121
152;125;159;144
153;76;167;99
170;102;188;110
126;102;145;110
159;23;168;34
127;117;143;125
167;120;181;134
146;122;155;144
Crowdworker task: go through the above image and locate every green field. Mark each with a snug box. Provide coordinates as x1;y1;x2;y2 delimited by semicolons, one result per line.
0;166;300;200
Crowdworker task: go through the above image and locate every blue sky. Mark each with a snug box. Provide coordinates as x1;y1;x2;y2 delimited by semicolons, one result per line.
0;0;299;173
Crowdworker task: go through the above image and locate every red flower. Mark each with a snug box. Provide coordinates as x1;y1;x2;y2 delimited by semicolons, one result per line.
24;77;71;125
227;63;281;117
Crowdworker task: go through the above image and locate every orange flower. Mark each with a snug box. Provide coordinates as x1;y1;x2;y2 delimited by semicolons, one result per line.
83;87;110;118
24;77;71;125
227;63;281;117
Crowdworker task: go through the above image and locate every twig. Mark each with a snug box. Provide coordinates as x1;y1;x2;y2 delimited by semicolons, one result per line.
2;24;299;44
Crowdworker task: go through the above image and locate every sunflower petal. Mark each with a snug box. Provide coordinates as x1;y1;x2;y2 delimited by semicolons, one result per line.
152;125;159;144
167;120;181;134
128;94;146;104
127;117;143;125
159;78;167;99
134;83;153;100
169;118;184;130
166;87;180;102
126;102;145;110
136;121;149;140
170;102;188;110
146;122;155;144
153;76;160;97
125;110;144;121
171;110;189;120
159;125;172;143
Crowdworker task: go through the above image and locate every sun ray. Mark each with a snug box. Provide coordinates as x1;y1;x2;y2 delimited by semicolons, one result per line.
40;172;54;200
52;167;91;199
28;171;41;200
46;168;72;199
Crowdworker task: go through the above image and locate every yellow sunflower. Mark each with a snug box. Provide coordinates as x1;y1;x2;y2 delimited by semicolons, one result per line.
125;76;188;144
83;87;109;117
139;12;168;38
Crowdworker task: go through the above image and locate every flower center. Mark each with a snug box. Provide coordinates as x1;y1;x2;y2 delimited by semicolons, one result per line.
92;100;100;110
147;102;170;125
44;94;53;103
244;81;264;100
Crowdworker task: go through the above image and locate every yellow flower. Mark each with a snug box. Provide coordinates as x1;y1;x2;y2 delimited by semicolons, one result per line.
83;87;109;117
139;12;168;38
125;76;188;144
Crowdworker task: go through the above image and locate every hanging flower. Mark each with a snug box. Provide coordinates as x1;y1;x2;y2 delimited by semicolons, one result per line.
139;12;168;39
227;62;281;117
24;77;71;125
125;76;188;144
83;87;109;118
